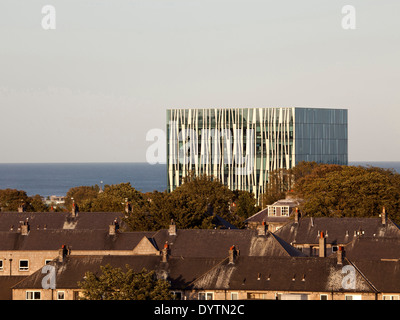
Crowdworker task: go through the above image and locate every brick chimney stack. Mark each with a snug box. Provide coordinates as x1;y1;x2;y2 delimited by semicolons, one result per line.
319;231;326;257
294;207;300;224
229;245;237;264
109;218;119;235
381;207;387;225
58;244;69;263
257;221;267;236
162;241;169;263
71;200;78;217
18;202;26;213
169;219;177;236
125;199;131;215
337;246;344;265
20;218;30;235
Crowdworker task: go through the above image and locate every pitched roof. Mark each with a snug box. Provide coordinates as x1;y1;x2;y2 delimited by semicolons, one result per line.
190;256;376;293
0;276;26;300
12;255;223;291
0;229;154;251
344;237;400;260
0;225;305;258
152;228;306;258
0;212;126;231
274;217;400;246
351;259;400;293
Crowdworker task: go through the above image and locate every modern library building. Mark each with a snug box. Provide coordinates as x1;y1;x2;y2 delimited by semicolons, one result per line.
166;107;348;198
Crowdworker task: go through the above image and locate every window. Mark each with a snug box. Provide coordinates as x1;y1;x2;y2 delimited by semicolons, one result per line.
268;207;276;216
248;293;267;300
26;291;41;300
57;291;65;300
198;292;213;300
44;259;52;265
320;294;328;300
171;291;182;300
0;260;3;271
281;206;289;216
383;295;399;300
19;260;29;271
345;295;362;300
231;293;238;300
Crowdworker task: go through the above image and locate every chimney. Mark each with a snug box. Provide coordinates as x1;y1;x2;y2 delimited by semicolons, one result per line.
294;207;300;224
229;245;237;264
257;221;267;236
20;219;30;235
109;218;119;235
381;207;387;225
169;219;177;236
319;231;326;257
58;244;69;262
125;200;131;214
337;246;344;265
162;241;169;263
18;203;26;213
71;200;78;217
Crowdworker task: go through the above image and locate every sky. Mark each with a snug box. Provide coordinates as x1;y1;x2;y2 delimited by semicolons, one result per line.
0;0;399;163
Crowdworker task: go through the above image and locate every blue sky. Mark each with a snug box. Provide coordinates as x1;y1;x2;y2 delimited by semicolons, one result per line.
0;0;399;163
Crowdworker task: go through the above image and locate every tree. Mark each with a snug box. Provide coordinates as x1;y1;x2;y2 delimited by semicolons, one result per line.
124;173;253;230
232;190;260;220
0;189;31;211
64;185;100;211
292;163;400;224
78;265;173;300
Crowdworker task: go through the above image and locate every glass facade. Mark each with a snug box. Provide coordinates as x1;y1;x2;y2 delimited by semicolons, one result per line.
167;107;348;198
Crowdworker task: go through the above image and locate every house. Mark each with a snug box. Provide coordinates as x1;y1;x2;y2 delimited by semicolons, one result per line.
11;245;400;300
245;199;301;232
273;208;400;257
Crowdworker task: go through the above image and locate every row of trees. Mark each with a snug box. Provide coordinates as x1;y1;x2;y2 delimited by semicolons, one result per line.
65;175;260;230
2;161;399;225
0;189;49;212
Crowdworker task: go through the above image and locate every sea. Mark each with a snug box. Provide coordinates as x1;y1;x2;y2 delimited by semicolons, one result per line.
0;161;399;197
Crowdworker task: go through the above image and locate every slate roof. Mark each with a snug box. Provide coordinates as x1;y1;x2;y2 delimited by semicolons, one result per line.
190;255;376;293
0;212;126;231
344;237;400;260
0;277;26;300
274;217;400;246
0;229;154;251
351;259;400;293
0;225;305;259
11;255;223;291
152;228;306;258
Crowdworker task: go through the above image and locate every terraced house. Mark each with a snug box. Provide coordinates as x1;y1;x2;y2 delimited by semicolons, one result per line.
1;210;400;300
